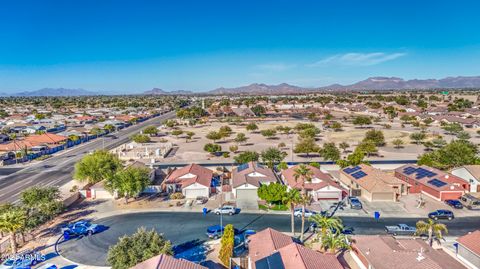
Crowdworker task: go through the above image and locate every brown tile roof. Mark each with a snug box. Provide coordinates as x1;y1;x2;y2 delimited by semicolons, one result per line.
248;228;294;269
461;165;480;181
282;165;341;191
276;243;343;269
457;230;480;256
342;164;405;193
131;254;207;269
232;162;277;188
352;235;466;269
164;164;213;188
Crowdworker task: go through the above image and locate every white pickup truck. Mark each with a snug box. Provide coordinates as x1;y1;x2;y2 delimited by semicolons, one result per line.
385;224;416;236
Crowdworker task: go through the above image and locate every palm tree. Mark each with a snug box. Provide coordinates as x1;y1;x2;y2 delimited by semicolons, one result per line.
293;164;313;242
0;206;26;254
320;231;351;253
415;219;448;247
282;189;300;236
309;214;343;241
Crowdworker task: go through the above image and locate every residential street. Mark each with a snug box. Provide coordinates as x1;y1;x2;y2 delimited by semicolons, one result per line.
57;211;480;266
0;110;176;203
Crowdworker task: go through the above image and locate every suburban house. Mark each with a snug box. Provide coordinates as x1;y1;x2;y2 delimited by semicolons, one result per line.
131;253;207;269
281;164;344;201
451;165;480;192
456;230;480;269
395;165;469;201
350;235;467;269
231;162;278;208
162;163;213;199
339;164;407;202
247;228;343;269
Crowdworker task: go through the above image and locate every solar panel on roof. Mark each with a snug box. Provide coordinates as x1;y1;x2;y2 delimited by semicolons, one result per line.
344;166;361;174
428;179;447;188
351;171;367;179
403;167;417;175
237;163;249;172
255;252;285;269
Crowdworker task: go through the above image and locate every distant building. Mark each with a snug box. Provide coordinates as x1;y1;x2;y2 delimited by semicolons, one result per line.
395;164;469;201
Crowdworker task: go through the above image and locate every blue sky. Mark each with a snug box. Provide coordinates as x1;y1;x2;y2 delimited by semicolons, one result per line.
1;0;480;93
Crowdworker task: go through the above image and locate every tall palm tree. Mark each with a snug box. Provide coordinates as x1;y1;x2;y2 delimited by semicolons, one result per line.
293;164;313;242
282;189;300;236
415;219;448;247
0;206;26;254
309;214;343;241
321;231;351;254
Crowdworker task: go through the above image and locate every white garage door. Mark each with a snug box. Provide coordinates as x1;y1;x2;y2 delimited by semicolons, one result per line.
316;191;341;200
236;189;258;209
184;188;208;199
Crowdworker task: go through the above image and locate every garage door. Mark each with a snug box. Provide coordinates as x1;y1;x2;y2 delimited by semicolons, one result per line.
371;192;394;201
236;189;258;209
316;191;341;200
184;188;208;199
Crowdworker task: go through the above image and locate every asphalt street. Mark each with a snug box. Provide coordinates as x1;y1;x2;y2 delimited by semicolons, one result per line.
58;211;480;266
0;110;177;203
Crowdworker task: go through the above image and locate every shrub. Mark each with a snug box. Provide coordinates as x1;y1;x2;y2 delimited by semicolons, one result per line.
169;192;184;200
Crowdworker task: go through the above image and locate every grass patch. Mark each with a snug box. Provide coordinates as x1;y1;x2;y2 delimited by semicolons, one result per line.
258;204;289;211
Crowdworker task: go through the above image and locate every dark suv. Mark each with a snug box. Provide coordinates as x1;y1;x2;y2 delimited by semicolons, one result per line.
428;209;454;220
348;197;363;209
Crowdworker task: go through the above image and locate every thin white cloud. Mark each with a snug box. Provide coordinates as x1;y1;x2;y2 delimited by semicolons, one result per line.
254;63;296;71
308;52;406;67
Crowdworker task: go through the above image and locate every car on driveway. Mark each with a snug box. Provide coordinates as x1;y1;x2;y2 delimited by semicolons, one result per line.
428;209;454;220
445;199;463;209
348;197;363;209
213;205;237;215
293;208;316;218
206;225;240;239
61;220;100;236
385;224;417;236
0;250;44;269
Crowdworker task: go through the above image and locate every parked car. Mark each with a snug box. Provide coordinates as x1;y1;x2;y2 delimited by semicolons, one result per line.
385;224;416;236
348;197;363;209
428;210;454;220
445;199;463;209
61;220;100;236
293;208;316;218
459;194;480;210
213;205;237;215
205;225;240;239
0;250;44;269
195;196;208;205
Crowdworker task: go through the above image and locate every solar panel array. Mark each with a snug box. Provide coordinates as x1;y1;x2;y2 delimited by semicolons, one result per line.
403;166;417;175
428;178;447;188
351;171;367;179
402;166;437;179
343;166;361;174
237;163;249;172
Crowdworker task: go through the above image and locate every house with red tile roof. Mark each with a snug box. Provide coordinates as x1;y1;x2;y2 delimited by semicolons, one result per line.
0;133;67;152
248;228;343;269
231;162;278;209
281;164;344;201
351;235;467;269
395;164;469;201
162;164;213;199
456;230;480;269
339;164;407;201
131;254;207;269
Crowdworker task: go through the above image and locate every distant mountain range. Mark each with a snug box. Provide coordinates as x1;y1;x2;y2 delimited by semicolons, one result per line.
3;76;480;97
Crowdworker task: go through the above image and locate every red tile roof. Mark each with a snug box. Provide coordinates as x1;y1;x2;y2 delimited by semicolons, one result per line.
248;228;294;269
282;164;341;191
164;164;213;188
131;254;207;269
395;164;467;192
457;230;480;256
277;243;343;269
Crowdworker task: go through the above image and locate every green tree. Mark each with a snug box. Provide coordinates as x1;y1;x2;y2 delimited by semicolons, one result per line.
218;224;235;266
336;149;368;168
293;164;313;242
21;186;63;227
234;151;259;164
331;122;343;132
392;138;404;149
74;150;122;184
108;166;151;204
234;133;248;144
319;143;340;161
308;162;320;168
309;214;343;241
294;137;320;157
171;129;183;138
442;123;463;135
320;232;351;254
257;183;287;204
282;189;300;236
261;147;286;168
357;140;377;157
246;123;258;132
415;219;448;247
363;129;385;146
219;126;233;139
90;127;103;135
142;126;158;136
107;227;173;269
251;105;266;116
298;127;320;139
277;161;288;170
260;129;277;139
104;124;116;133
229;145;238;153
352;116;372;128
131;134;151;143
339;142;350;153
456;131;471;141
206;131;222;143
410;132;427;144
0;205;26;254
204;143;222;155
432;138;447;148
185;131;195;142
418;140;480;169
